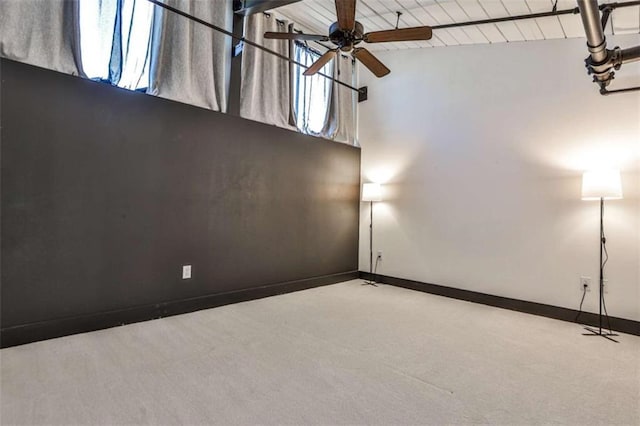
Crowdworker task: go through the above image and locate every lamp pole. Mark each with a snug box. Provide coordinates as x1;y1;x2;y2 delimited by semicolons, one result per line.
580;169;621;341
369;200;374;280
582;171;622;343
363;199;377;286
598;197;604;334
361;183;381;286
583;195;617;340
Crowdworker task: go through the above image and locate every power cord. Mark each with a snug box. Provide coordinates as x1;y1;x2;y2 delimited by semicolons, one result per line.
574;284;588;322
601;287;614;334
601;230;614;334
373;254;381;283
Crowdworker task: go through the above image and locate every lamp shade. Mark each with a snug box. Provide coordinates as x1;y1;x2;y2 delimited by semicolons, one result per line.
362;183;382;202
581;170;623;200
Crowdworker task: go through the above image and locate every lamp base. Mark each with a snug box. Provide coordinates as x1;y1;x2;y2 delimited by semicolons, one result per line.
362;280;378;287
582;326;619;343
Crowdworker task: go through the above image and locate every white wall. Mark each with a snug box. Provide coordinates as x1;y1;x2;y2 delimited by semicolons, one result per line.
358;35;640;321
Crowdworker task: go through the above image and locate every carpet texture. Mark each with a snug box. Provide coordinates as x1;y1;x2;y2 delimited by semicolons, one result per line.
1;280;638;425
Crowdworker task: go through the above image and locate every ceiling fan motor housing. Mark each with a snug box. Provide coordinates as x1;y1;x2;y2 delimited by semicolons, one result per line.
329;21;364;51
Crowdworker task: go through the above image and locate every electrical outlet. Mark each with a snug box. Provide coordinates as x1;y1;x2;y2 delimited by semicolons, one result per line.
603;279;609;294
377;250;383;260
580;276;591;292
182;265;192;279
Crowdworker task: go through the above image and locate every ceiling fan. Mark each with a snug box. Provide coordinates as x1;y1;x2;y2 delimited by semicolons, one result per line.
264;0;433;77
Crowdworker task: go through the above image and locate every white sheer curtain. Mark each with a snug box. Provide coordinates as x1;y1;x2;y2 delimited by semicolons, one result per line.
0;0;80;75
148;0;232;112
78;0;155;90
112;0;156;89
78;0;118;80
240;13;294;129
323;54;357;145
292;43;333;137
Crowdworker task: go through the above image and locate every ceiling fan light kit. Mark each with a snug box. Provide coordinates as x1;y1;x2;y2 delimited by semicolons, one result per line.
263;0;433;78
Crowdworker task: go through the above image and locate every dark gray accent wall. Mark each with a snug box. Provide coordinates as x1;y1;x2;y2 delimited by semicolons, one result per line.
1;59;360;343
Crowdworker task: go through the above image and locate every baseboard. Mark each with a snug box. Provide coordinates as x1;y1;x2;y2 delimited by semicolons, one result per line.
360;272;640;337
1;271;359;348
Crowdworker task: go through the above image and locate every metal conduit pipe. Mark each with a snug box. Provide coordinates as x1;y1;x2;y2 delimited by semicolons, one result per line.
578;0;608;63
577;0;640;93
577;0;615;86
620;45;640;64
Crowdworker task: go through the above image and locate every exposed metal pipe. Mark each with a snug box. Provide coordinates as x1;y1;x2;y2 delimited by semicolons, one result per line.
428;1;639;30
620;45;640;64
431;7;580;30
600;85;640;94
578;0;608;64
577;0;640;93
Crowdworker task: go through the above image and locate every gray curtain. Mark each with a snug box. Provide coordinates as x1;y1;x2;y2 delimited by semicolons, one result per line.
324;54;357;145
240;13;294;130
148;0;232;112
0;0;80;75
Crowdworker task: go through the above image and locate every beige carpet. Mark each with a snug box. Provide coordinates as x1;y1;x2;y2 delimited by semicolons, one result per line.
1;280;639;425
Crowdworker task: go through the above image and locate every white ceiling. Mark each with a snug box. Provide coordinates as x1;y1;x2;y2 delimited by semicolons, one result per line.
269;0;640;51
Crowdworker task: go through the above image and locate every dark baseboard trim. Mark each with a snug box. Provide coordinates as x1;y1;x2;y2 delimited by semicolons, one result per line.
360;272;640;337
1;271;358;348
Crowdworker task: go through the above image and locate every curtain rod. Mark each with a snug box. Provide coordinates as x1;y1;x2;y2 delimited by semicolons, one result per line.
294;40;325;58
145;0;360;93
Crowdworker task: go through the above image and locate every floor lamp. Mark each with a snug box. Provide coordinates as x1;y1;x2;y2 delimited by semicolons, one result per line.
362;183;382;286
581;169;623;342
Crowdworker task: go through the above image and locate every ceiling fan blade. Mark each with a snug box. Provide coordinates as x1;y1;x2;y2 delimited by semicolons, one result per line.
335;0;356;31
353;48;390;78
364;26;433;43
303;50;337;76
264;32;329;41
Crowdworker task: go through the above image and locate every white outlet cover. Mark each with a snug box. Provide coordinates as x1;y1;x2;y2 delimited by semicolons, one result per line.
580;276;591;292
182;265;192;279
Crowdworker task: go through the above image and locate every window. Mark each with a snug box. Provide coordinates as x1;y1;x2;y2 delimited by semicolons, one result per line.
79;0;155;90
292;43;333;136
